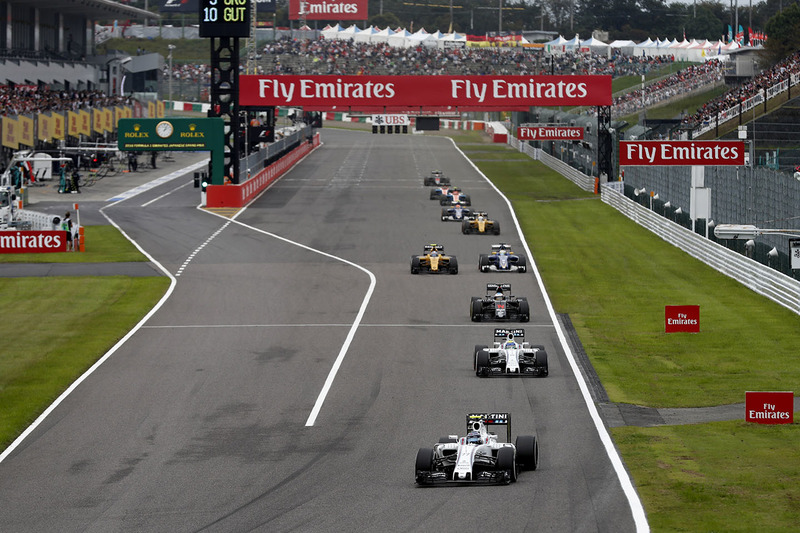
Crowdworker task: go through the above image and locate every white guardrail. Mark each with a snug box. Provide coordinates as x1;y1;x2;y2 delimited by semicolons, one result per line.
509;141;800;315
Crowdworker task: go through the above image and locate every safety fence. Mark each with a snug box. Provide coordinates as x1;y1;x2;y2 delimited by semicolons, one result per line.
507;139;800;315
207;133;320;208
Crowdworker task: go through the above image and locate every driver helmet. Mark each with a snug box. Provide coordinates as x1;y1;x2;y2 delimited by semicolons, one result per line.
498;249;507;255
430;250;438;257
505;341;517;349
494;290;505;300
466;431;482;445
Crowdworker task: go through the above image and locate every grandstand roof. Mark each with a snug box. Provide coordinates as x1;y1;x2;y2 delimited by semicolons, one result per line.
24;0;158;20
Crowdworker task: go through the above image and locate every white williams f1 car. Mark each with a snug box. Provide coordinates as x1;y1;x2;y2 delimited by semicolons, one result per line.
473;329;548;377
415;413;539;485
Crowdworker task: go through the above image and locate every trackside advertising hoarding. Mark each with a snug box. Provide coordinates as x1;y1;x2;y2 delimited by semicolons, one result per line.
745;391;794;424
619;141;745;166
289;0;366;19
238;75;612;110
0;231;68;253
665;305;700;333
518;126;584;141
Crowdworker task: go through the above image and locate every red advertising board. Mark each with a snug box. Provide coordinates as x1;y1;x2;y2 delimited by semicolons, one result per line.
0;231;68;253
518;126;584;141
745;391;794;424
665;305;700;333
239;75;613;110
619;141;745;166
289;0;367;20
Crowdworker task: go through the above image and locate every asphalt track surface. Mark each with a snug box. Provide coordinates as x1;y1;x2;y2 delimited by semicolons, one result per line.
0;130;645;532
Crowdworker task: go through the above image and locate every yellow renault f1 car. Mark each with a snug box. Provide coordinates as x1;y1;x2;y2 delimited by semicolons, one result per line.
462;212;500;235
410;244;459;274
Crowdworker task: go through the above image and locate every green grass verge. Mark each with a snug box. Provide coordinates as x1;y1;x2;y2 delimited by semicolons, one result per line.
451;132;800;531
0;222;167;449
0;226;149;264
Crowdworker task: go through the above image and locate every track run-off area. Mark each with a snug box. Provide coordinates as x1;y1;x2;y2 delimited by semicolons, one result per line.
0;129;647;532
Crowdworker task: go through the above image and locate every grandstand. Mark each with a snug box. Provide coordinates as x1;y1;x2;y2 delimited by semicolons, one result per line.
0;0;156;90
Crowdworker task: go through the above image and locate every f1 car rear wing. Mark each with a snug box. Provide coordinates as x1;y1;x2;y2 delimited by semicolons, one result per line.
467;412;511;442
494;328;525;340
491;243;512;252
424;244;445;252
486;283;512;293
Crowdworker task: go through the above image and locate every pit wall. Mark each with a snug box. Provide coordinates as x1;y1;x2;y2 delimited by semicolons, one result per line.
205;133;320;208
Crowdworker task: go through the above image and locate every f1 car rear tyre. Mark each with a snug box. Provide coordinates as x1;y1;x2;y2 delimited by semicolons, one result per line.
478;254;490;272
496;447;517;482
517;255;527;272
449;256;458;274
535;351;548;377
519;300;530;322
442;177;450;185
473;345;488;370
470;297;482;322
462;221;471;234
411;256;421;274
463;197;471;206
515;435;539;471
440;208;450;221
415;447;434;472
493;221;501;235
476;349;491;377
438;437;457;444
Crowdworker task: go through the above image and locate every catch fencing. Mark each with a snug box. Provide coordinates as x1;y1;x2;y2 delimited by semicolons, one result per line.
508;140;800;315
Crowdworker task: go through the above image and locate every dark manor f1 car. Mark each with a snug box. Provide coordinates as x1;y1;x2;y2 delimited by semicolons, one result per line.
470;283;530;322
415;412;539;485
411;244;459;274
478;243;527;272
473;329;548;377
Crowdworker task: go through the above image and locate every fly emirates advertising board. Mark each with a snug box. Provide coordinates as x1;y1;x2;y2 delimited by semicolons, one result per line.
619;140;745;166
238;75;612;111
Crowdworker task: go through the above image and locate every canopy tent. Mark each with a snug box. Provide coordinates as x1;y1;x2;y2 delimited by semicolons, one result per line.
564;34;582;51
387;29;412;48
320;24;343;40
580;36;610;55
438;32;467;49
353;25;379;43
371;27;395;43
336;24;361;41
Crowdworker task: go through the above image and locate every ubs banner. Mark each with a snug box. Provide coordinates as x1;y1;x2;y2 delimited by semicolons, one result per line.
289;0;367;20
239;75;612;110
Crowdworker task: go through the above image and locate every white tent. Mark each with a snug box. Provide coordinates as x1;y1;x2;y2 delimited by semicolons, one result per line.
353;25;378;43
545;35;567;54
580;36;610;55
438;32;467;49
387;29;412;48
320;24;343;40
408;29;438;48
564;34;581;51
337;24;361;41
371;26;395;43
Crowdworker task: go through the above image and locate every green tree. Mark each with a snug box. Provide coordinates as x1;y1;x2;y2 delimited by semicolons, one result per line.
761;2;800;66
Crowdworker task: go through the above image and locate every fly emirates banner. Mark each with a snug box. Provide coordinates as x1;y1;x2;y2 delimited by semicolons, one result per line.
238;75;613;110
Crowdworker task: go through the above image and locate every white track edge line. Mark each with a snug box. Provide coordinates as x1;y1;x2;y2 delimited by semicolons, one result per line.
198;141;376;427
450;138;650;533
0;197;179;464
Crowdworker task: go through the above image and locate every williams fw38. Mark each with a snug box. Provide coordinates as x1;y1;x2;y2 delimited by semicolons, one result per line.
470;283;530;322
478;243;527;272
473;329;548;377
410;244;458;274
415;413;539;485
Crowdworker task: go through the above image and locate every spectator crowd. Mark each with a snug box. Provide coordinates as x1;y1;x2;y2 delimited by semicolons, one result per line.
0;86;135;117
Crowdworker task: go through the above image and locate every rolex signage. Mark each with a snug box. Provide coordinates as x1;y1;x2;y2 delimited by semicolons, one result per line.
118;118;223;151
